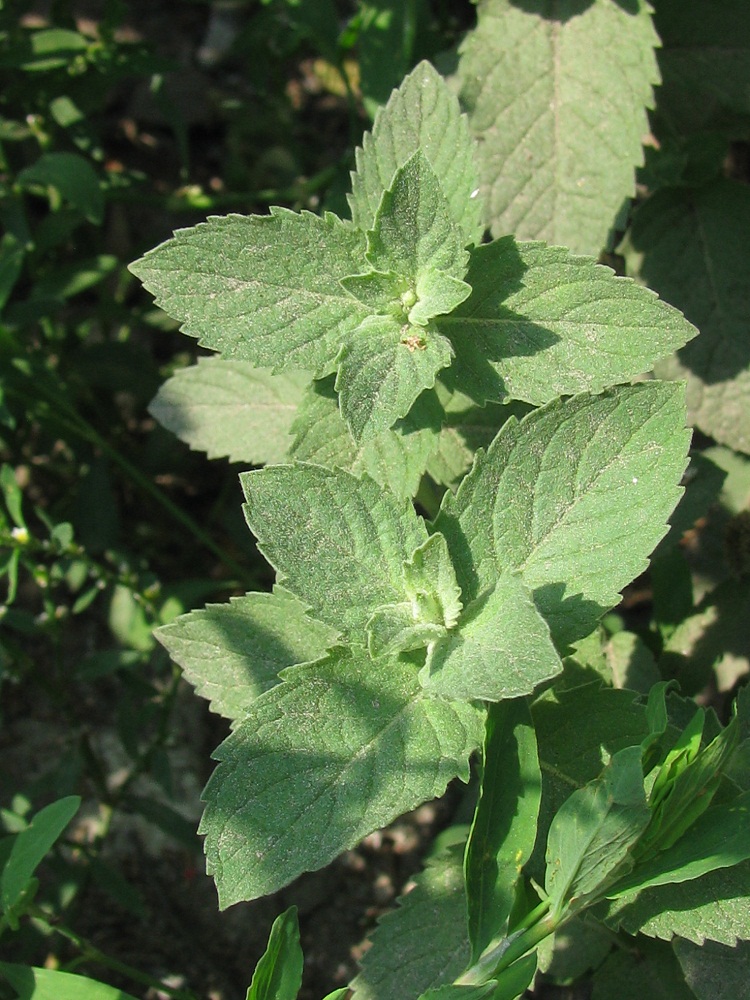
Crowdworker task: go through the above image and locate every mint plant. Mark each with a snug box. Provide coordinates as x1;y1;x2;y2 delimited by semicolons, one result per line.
129;56;750;1000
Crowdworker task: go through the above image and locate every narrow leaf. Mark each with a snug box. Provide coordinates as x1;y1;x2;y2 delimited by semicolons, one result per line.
246;906;303;1000
201;651;483;906
458;0;660;255
0;965;137;1000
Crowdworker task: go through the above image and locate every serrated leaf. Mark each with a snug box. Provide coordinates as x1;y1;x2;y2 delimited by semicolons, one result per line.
629;179;750;455
458;0;660;255
349;60;482;245
155;589;339;722
437;238;697;407
351;843;471;1000
545;746;650;915
674;937;750;1000
288;376;442;498
421;571;562;702
149;360;307;465
436;383;691;649
240;463;428;641
601;858;750;947
201;651;483;906
246;906;303;1000
336;314;454;439
653;0;750;136
129;209;368;376
465;699;541;961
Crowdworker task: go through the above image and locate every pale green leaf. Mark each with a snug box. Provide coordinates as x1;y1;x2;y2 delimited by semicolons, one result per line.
351;843;471;1000
129;209;368;376
436;383;691;648
438;238;697;407
149;360;308;465
421;571;562;702
545;746;650;915
349;60;483;244
288;376;442;499
246;906;303;1000
604;631;660;694
155;588;339;722
591;938;695;1000
465;699;541;961
458;0;660;255
630;180;750;455
240;463;428;642
0;965;138;1000
201;652;483;906
674;937;750;1000
425;394;513;489
653;0;750;136
336;314;454;439
601;858;750;946
366;604;446;659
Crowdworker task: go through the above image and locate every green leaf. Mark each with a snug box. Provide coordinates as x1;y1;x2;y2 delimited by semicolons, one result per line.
155;589;339;722
201;651;483;905
351;843;471;1000
0;234;25;312
18;152;103;224
240;463;427;641
674;937;750;1000
545;746;650;916
436;383;691;649
1;797;80;915
129;209;368;376
437;238;697;408
149;360;308;465
336;314;454;439
288;376;442;499
602;858;750;946
246;907;303;1000
465;699;541;962
421;571;562;702
0;965;138;1000
458;0;660;255
349;60;483;245
653;0;750;136
630;180;750;455
357;2;430;116
591;937;695;1000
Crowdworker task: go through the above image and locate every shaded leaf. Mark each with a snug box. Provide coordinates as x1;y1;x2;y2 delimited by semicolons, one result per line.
674;937;750;1000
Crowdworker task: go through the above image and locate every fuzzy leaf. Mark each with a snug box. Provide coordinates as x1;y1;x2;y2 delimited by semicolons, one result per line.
436;383;691;648
629;180;750;455
129;209;368;376
149;360;307;465
288;376;442;499
351;843;471;1000
438;238;697;407
674;938;750;1000
421;571;562;702
201;652;483;906
458;0;660;255
240;463;427;642
591;938;695;1000
336;314;454;439
349;60;482;244
155;589;339;722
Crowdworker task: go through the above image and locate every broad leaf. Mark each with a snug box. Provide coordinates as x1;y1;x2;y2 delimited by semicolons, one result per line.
436;383;691;648
438;238;697;407
591;938;696;1000
421;571;562;702
336;313;454;440
149;360;307;465
349;60;482;245
201;651;483;906
240;463;427;641
129;209;368;376
630;179;750;455
674;937;750;1000
458;0;660;255
155;588;339;722
465;699;541;961
288;376;442;499
545;746;650;916
351;843;471;1000
246;906;303;1000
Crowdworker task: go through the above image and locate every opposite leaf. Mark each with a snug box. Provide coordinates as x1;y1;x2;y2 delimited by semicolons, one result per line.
201;651;483;906
436;382;691;649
